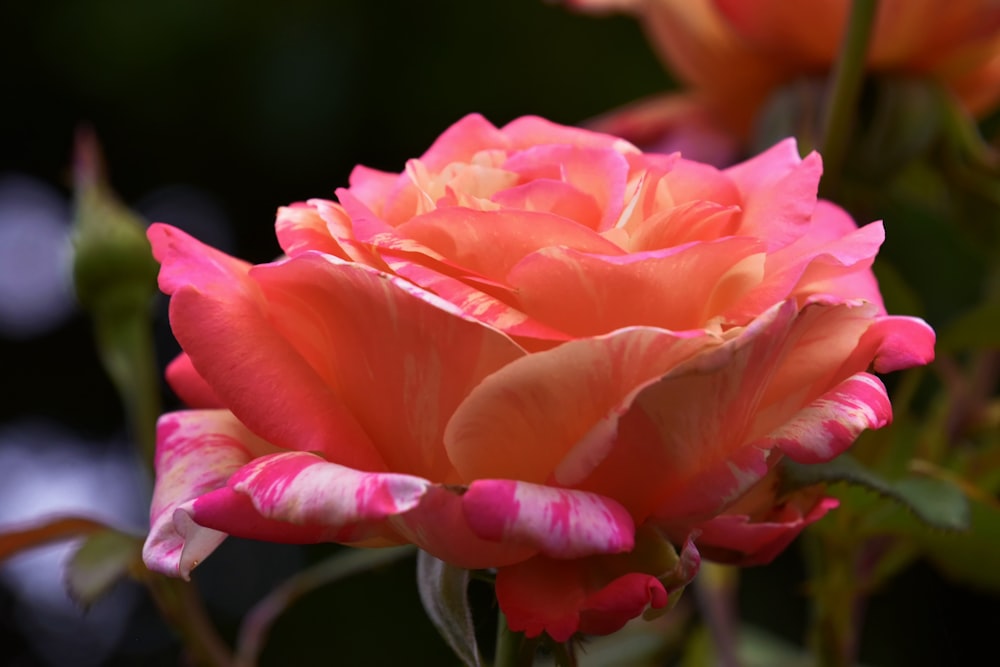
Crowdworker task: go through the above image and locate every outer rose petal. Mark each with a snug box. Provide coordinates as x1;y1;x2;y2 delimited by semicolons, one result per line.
764;372;891;464
143;410;280;578
148;223;386;471
462;480;634;558
695;496;839;566
252;252;526;481
188;451;432;545
165;353;223;409
497;557;666;641
495;526;696;640
391;485;538;569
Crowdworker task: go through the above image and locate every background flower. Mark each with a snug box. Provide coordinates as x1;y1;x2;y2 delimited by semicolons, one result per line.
570;0;1000;153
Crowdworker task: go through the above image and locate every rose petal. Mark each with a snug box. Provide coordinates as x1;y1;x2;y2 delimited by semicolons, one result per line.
764;372;891;464
695;496;839;566
397;207;625;283
580;301;800;517
725;139;823;247
185;451;431;546
391;485;537;569
142;410;279;579
463;480;634;558
252;252;527;481
494;527;685;642
502;115;639;154
274;202;351;259
508;239;765;335
445;325;718;486
148;223;385;470
165;353;223;409
500;144;632;230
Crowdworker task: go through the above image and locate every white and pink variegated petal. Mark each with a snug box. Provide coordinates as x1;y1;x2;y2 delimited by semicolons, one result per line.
184;487;403;547
142;410;279;579
391;486;538;570
226;451;431;527
765;372;891;464
462;480;635;559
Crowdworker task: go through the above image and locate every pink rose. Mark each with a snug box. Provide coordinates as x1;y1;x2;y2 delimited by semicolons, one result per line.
143;114;934;640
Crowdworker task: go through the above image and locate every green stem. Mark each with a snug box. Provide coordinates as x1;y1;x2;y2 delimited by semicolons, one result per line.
693;563;740;667
819;0;880;198
493;612;539;667
142;572;234;667
94;302;160;469
804;529;864;667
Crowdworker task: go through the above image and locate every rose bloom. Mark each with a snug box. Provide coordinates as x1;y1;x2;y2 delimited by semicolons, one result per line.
571;0;1000;157
143;114;934;640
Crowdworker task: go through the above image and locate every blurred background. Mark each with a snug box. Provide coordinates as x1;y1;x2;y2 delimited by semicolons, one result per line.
0;1;996;665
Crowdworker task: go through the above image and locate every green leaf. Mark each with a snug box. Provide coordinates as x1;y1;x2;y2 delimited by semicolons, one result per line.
416;551;482;667
780;455;970;532
65;529;143;608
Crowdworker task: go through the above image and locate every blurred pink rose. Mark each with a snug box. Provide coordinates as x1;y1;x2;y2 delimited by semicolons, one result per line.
143;115;934;640
572;0;1000;152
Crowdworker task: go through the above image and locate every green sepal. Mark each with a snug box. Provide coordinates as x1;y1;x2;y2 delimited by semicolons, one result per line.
416;551;482;667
